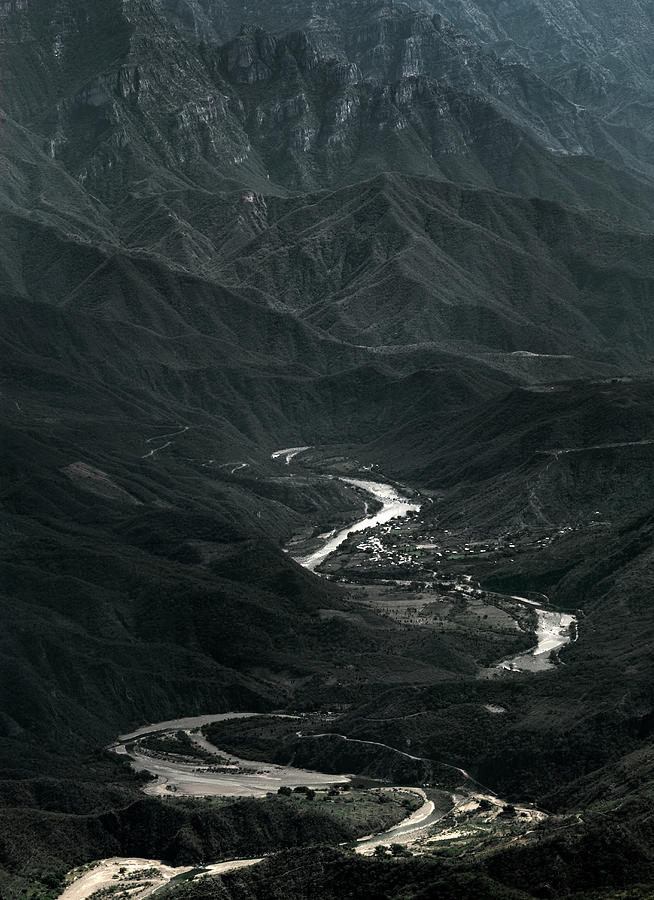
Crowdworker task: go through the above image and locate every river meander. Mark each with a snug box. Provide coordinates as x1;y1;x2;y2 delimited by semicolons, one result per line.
110;713;349;798
85;470;570;899
288;474;576;671
294;477;421;572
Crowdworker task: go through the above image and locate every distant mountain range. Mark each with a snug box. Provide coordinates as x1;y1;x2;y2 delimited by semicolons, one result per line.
2;1;654;897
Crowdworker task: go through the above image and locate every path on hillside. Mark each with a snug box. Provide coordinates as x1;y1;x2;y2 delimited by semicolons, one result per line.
142;425;190;459
271;446;311;464
538;438;654;457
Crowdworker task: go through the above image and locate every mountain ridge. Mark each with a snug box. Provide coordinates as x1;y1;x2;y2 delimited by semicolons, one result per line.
2;0;654;897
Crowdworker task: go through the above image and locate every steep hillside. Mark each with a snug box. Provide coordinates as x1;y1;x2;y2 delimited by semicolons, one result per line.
213;176;654;363
156;0;654;157
5;0;654;221
2;1;654;898
427;0;654;125
371;376;654;496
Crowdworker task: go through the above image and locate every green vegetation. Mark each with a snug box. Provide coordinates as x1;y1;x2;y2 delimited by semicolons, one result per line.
202;717;303;765
0;790;417;898
139;732;223;763
160;846;531;899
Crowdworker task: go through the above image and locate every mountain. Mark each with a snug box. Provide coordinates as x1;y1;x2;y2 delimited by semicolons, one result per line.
6;0;654;219
211;175;654;362
2;0;654;897
156;0;654;161
422;0;654;126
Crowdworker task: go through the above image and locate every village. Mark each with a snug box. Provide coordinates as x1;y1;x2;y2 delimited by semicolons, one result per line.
313;506;579;671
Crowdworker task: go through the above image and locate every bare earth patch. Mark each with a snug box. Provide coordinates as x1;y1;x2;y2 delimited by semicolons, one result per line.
62;462;142;505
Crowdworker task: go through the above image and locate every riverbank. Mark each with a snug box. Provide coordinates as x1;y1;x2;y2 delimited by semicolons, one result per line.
111;713;349;798
494;607;577;673
59;857;265;900
293;478;421;572
285;468;578;672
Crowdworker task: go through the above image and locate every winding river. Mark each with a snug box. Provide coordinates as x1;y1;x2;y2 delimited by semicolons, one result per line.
68;470;571;898
294;477;421;572
287;473;577;671
108;712;445;835
75;477;432;900
73;712;448;900
110;713;350;798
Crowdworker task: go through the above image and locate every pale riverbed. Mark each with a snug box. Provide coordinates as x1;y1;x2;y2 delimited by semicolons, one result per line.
294;477;421;572
496;605;577;673
88;715;442;900
69;467;563;899
111;713;349;797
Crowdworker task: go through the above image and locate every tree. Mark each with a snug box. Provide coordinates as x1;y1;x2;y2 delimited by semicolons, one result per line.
293;785;315;800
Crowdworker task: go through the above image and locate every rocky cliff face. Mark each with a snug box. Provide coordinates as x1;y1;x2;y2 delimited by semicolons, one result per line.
151;0;654;124
154;0;654;192
210;13;654;190
1;0;274;203
4;0;654;210
432;0;654;93
3;0;654;437
5;0;654;330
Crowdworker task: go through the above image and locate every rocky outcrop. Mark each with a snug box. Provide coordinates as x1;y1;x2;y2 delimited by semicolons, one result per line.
5;0;654;206
150;0;654;154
